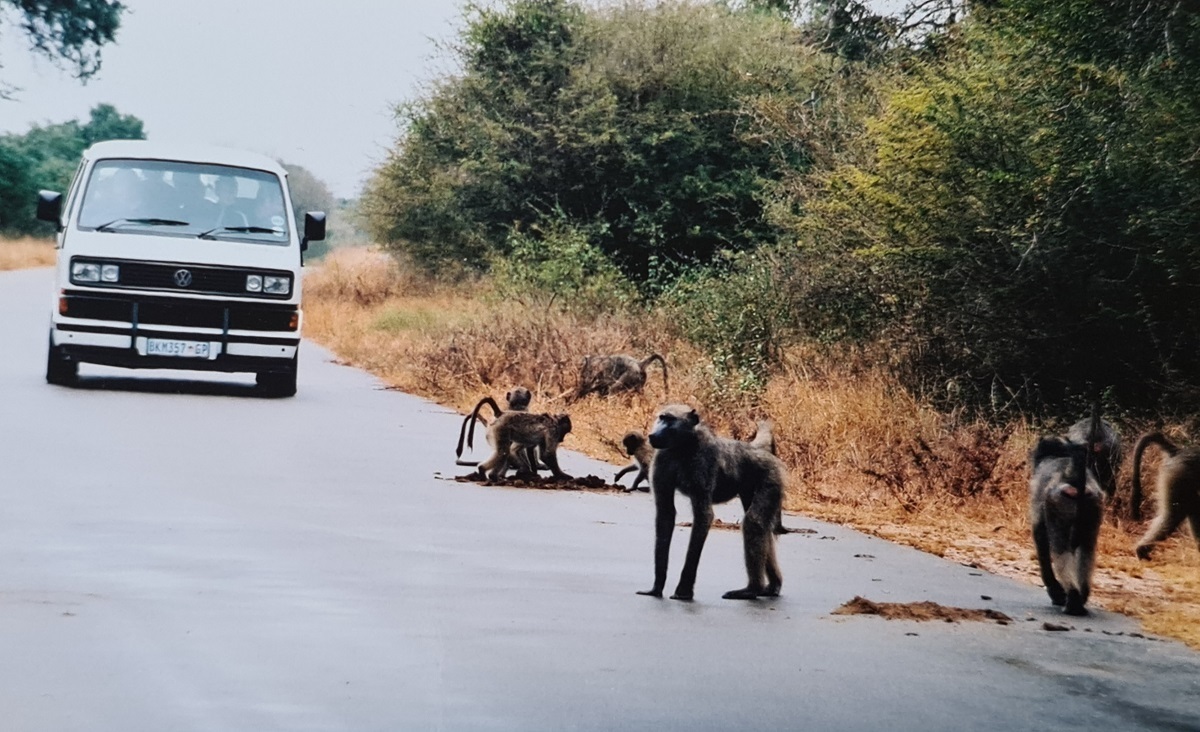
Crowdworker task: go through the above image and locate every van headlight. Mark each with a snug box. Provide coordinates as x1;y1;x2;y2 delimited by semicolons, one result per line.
100;264;120;283
71;262;101;283
262;276;291;295
246;275;263;292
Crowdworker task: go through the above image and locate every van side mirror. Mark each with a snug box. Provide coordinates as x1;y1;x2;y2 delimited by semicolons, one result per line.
301;211;326;252
37;190;63;229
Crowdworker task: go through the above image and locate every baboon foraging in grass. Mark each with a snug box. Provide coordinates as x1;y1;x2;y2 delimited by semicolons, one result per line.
1130;432;1200;560
571;354;668;402
1066;404;1122;501
615;431;653;492
1028;436;1104;616
474;412;573;483
638;405;785;601
456;387;538;472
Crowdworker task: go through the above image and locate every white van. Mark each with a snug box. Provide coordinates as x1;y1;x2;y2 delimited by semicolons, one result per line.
38;141;325;397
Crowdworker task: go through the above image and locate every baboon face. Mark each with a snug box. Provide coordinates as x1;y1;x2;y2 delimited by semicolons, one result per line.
622;431;645;456
648;405;700;449
506;387;532;411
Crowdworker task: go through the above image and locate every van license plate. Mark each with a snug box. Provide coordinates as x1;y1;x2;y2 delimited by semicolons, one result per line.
147;339;210;358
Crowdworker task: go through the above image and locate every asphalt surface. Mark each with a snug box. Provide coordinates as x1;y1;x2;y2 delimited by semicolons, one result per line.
2;267;1199;732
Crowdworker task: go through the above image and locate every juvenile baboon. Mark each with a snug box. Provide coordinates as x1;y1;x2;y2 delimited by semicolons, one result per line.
570;354;668;402
614;431;653;492
1028;435;1104;616
456;387;539;472
1130;432;1200;560
1065;404;1122;501
638;404;785;601
474;411;574;482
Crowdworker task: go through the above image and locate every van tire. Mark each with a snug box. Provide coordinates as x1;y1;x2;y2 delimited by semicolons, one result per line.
45;333;78;386
256;356;298;397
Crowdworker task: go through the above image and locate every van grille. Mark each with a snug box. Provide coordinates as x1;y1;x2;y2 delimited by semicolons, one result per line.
71;258;293;299
62;293;297;332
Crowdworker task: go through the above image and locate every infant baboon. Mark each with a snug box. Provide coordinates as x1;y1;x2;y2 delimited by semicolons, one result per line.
474;411;573;483
1130;432;1200;560
638;404;785;601
1065;404;1122;501
614;431;653;492
570;354;668;402
1028;435;1104;616
456;387;538;472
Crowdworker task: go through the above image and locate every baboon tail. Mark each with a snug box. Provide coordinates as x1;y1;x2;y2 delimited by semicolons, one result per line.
1131;432;1177;521
749;420;776;455
641;353;669;392
1087;402;1102;443
460;396;503;455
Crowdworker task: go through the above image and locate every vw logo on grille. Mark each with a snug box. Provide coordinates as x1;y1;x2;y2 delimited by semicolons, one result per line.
173;269;193;287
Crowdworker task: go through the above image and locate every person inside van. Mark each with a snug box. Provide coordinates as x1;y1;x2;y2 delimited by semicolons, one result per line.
213;175;249;228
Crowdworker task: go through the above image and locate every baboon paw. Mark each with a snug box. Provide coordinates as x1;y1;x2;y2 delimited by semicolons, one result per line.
636;589;663;598
637;486;650;493
1063;605;1089;617
758;587;781;598
669;592;695;602
1048;591;1067;606
1135;545;1153;560
722;588;762;600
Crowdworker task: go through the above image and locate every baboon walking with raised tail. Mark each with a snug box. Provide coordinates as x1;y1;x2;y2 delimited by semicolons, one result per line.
1130;432;1200;560
570;354;668;402
638;405;784;601
456;387;540;473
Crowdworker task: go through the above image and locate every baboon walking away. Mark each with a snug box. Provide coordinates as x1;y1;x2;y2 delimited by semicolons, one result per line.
570;354;668;402
1130;432;1200;560
1028;435;1104;616
638;404;784;601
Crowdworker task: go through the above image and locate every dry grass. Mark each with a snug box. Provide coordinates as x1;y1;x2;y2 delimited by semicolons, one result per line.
304;248;1200;649
0;236;56;270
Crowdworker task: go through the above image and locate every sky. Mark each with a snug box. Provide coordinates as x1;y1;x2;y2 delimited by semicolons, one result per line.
0;0;466;198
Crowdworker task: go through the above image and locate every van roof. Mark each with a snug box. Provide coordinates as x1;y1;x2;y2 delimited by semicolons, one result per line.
83;140;287;177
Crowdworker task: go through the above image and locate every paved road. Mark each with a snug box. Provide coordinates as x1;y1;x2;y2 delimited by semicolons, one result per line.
2;267;1198;732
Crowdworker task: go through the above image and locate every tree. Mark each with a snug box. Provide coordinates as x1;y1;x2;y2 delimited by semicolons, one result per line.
281;161;336;258
1;0;126;98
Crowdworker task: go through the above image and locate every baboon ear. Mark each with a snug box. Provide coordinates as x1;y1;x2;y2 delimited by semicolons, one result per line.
685;408;700;426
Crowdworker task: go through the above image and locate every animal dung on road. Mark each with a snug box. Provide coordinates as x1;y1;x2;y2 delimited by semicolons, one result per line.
452;472;619;492
833;596;1012;624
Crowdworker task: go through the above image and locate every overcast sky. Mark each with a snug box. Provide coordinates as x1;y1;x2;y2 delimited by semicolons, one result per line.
0;0;465;198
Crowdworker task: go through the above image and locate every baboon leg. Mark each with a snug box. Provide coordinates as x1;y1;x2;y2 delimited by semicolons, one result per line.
631;473;648;492
1064;549;1094;616
672;499;714;601
763;537;782;596
773;504;787;535
637;486;677;598
1135;505;1187;560
1033;521;1066;606
1188;506;1200;553
540;450;573;481
726;492;777;599
614;464;637;487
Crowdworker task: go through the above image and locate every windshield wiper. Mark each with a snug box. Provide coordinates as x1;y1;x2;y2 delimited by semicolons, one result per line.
198;225;280;239
94;218;190;232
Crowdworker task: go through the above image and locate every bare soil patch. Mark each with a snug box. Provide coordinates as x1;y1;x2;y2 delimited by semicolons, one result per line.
834;596;1012;624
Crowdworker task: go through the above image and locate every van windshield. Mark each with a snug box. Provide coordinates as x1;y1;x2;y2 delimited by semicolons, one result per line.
77;159;290;245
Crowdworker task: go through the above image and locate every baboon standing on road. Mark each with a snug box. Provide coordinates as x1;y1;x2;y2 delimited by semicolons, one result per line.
638;405;785;601
570;354;668;402
1028;435;1104;616
473;411;574;483
614;431;653;492
1130;432;1200;560
456;387;538;472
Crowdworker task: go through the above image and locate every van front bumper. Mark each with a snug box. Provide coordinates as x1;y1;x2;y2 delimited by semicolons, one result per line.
52;291;300;373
